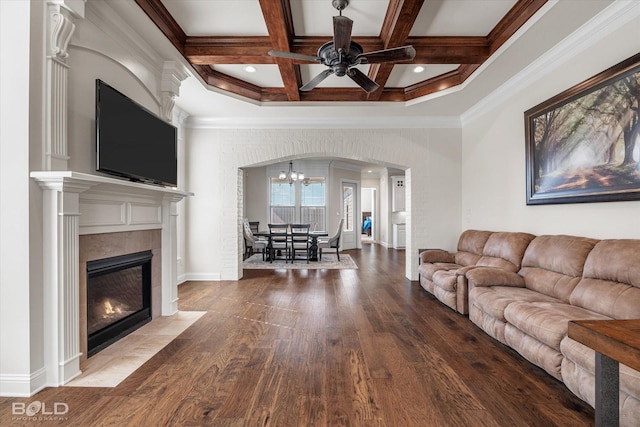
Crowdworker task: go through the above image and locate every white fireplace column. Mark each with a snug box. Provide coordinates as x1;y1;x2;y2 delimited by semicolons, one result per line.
38;177;95;386
162;194;182;315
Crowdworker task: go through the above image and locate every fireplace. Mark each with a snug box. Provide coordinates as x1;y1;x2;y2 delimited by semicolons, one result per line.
86;250;153;357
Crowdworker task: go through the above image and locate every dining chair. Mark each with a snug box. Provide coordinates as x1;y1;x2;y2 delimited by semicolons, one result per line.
249;221;259;234
267;223;290;263
243;219;267;260
318;218;344;261
289;223;311;263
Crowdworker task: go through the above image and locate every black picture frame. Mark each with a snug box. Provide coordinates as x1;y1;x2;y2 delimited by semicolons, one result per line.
525;52;640;205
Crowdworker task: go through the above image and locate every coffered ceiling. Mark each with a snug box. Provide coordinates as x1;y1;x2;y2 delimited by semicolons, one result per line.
134;0;548;104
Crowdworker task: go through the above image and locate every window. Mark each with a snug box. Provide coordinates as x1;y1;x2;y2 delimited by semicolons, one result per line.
269;176;326;230
270;178;295;224
301;178;325;230
343;185;354;232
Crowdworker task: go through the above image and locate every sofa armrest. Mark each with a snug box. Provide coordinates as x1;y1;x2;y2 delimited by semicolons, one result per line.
419;249;455;264
456;265;477;276
466;267;524;288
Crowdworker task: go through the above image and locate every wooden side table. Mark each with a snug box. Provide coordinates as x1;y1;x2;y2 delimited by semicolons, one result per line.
567;319;640;427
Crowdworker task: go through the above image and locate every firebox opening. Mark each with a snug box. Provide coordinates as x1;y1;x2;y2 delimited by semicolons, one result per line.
86;250;152;357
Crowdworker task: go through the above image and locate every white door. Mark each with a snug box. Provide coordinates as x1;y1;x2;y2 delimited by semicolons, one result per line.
341;182;357;250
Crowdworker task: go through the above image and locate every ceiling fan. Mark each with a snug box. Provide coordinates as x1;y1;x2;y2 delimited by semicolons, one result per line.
268;0;416;93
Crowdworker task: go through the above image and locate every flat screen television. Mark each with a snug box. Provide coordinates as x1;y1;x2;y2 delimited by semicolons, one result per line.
95;79;177;187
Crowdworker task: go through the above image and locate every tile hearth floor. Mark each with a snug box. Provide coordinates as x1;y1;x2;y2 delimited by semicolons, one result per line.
65;310;205;388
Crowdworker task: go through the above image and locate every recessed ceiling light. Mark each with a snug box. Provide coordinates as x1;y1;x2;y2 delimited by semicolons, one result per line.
413;66;425;73
245;66;256;73
367;170;373;173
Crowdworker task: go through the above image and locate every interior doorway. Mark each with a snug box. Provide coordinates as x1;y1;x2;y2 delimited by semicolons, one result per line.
361;187;376;244
341;181;358;250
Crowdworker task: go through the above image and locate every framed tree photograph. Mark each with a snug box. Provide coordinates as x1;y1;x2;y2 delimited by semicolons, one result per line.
525;52;640;205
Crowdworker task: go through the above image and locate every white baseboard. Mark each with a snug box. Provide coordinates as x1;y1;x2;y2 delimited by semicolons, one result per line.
181;273;222;282
0;367;47;397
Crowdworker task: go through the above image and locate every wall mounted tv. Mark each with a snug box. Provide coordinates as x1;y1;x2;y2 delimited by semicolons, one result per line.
96;79;177;187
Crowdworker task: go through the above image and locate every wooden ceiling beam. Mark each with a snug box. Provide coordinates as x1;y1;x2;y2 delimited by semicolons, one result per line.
260;87;408;103
368;0;425;101
135;0;547;104
134;0;186;53
489;0;548;52
191;65;263;101
403;64;480;100
258;0;300;101
184;36;489;65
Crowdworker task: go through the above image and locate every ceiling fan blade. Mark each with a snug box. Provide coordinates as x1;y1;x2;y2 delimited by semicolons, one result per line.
300;69;334;91
267;50;320;63
347;68;380;93
333;15;353;55
356;45;416;64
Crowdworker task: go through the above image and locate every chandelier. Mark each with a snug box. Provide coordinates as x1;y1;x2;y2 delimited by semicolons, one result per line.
279;161;305;185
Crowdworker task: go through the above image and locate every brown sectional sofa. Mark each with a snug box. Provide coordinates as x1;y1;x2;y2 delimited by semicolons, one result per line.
447;233;640;426
428;231;535;314
418;229;492;296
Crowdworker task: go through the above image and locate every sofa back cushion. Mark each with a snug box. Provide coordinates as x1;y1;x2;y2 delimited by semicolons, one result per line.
454;230;493;266
519;235;598;302
476;232;536;272
570;239;640;319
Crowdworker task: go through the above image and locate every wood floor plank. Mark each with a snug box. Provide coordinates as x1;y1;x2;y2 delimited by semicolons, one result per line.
216;347;270;419
0;244;595;426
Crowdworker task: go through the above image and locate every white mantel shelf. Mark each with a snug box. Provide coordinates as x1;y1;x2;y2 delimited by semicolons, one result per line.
30;171;193;198
30;170;191;388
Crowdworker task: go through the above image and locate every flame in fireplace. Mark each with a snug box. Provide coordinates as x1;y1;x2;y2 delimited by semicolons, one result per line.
103;300;123;318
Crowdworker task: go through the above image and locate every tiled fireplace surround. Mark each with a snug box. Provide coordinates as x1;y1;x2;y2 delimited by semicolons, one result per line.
79;230;161;363
31;171;190;387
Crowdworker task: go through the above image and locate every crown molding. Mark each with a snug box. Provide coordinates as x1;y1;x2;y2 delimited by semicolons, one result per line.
184;115;462;130
461;0;640;126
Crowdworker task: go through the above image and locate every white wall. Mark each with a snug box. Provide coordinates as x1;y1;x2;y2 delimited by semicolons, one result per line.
243;166;268;227
462;13;640;239
184;127;462;281
0;0;35;396
362;188;374;213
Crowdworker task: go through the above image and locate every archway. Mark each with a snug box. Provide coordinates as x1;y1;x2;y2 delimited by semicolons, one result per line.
184;127;462;282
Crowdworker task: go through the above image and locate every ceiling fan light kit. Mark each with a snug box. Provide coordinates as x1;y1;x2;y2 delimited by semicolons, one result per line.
268;0;416;94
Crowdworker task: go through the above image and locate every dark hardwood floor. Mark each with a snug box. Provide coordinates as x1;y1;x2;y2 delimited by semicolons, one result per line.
1;244;594;426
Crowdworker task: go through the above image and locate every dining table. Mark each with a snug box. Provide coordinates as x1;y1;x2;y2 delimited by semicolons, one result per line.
254;230;328;261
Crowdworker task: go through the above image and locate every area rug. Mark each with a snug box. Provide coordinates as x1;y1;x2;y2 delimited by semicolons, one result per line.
243;253;357;269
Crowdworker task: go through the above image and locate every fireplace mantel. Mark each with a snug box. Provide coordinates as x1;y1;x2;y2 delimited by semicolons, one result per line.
31;171;190;198
31;171;191;387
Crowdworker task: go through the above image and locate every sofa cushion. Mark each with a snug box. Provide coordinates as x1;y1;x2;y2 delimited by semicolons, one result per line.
570;239;640;319
469;305;509;345
470;286;560;322
504;301;610;351
418;262;461;282
432;270;457;292
519;235;598;301
561;337;640;402
475;231;536;271
504;324;563;380
454;229;493;266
